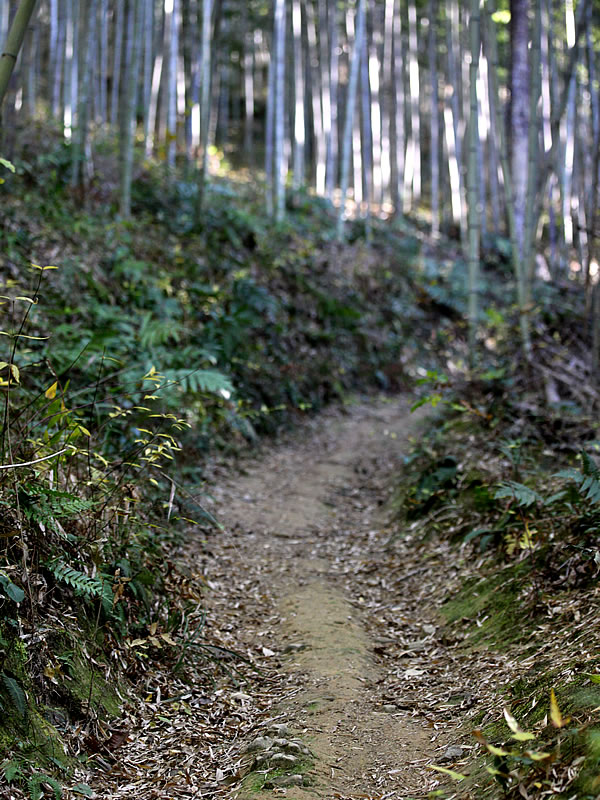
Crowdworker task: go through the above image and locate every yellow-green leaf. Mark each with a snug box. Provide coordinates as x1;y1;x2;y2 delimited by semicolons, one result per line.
9;364;19;383
585;674;600;684
427;765;467;781
45;382;58;399
486;743;510;757
31;263;58;270
504;708;535;740
525;750;551;761
550;689;564;728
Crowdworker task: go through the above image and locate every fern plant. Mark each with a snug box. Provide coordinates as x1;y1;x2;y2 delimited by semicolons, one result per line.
555;451;600;505
46;559;112;605
1;672;27;718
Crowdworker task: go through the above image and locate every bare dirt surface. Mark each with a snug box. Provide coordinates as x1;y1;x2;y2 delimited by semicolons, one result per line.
95;396;517;800
209;398;438;799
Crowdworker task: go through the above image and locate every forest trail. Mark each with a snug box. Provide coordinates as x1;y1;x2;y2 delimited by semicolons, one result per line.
94;396;519;799
204;397;465;799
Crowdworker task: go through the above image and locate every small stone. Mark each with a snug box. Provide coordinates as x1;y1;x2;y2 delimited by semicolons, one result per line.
270;775;304;788
283;643;308;654
267;723;292;738
442;745;464;762
273;737;290;748
283;741;302;754
422;624;436;635
269;752;298;767
244;736;273;753
382;704;398;713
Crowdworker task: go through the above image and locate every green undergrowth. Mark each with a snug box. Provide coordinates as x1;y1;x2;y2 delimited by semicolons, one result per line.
0;145;470;793
391;358;600;798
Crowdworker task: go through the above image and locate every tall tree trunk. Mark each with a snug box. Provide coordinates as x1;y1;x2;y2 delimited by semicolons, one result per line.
337;0;366;240
306;0;324;194
325;0;338;200
265;24;275;216
110;0;123;126
242;4;254;157
291;0;304;189
98;0;108;122
391;0;404;212
380;0;393;206
273;0;286;221
403;0;420;213
428;0;439;236
51;0;65;118
196;0;212;212
120;0;141;216
368;1;382;208
486;0;531;355
0;0;38;109
141;0;153;150
466;0;480;364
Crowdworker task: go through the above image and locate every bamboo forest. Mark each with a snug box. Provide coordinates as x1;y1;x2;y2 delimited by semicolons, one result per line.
1;0;600;797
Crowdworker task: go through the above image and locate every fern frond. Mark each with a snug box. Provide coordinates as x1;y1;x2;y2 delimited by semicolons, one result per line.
494;481;543;508
1;672;27;717
161;368;234;398
28;773;62;800
555;455;600;505
21;486;93;525
139;314;181;348
47;559;112;603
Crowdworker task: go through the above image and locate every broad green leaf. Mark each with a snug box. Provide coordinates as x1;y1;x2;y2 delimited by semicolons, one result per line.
0;157;15;172
584;673;600;684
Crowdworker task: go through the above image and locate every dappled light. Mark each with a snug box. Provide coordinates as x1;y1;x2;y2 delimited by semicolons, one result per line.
0;0;599;797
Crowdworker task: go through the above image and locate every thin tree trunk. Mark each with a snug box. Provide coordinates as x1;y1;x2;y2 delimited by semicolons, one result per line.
380;0;393;205
265;27;275;216
242;4;254;156
292;0;304;189
306;0;324;194
403;0;420;212
325;0;338;200
110;0;123;126
359;24;372;213
72;0;96;188
445;0;466;239
467;0;480;364
272;0;286;221
391;0;404;212
337;0;366;240
52;0;65;118
196;0;212;211
0;0;38;109
486;0;530;355
48;0;58;113
428;0;439;236
368;2;382;208
98;0;108;122
141;0;153;149
120;0;141;216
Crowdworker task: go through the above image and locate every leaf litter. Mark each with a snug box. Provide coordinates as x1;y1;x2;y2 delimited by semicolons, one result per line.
40;396;599;800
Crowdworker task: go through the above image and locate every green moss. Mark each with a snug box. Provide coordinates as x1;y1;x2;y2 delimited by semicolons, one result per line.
239;754;314;796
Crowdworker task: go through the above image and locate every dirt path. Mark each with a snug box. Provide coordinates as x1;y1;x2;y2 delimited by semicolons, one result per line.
205;398;456;799
97;396;513;799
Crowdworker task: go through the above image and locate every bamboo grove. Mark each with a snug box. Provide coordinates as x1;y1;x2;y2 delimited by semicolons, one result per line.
0;0;599;357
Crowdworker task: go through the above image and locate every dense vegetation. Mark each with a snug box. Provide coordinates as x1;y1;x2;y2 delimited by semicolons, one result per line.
1;0;599;796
